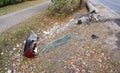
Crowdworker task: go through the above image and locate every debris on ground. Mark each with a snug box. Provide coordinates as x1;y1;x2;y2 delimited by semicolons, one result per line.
41;32;73;53
23;31;39;58
0;0;120;72
91;34;99;39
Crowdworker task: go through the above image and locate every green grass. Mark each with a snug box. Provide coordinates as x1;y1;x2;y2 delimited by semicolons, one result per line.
0;10;51;46
0;10;51;71
0;4;87;47
0;0;48;16
0;5;87;71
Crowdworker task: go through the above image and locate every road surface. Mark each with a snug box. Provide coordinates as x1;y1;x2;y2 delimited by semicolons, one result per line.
0;1;52;33
99;0;120;14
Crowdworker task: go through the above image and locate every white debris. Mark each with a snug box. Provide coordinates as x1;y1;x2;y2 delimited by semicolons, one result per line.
1;52;3;55
43;31;50;35
82;62;86;65
16;44;20;48
13;63;16;67
49;25;60;36
34;47;38;53
69;18;74;22
54;22;58;25
43;19;75;39
13;48;17;51
17;54;20;57
86;51;91;56
7;70;12;73
13;69;16;73
23;40;26;44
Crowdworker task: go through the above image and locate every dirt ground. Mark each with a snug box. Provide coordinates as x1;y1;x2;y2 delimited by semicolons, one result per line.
3;14;120;73
4;17;119;73
0;0;120;73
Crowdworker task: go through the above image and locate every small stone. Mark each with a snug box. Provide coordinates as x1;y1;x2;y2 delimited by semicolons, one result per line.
13;69;16;73
4;68;7;70
24;40;26;44
17;54;20;57
78;57;82;60
13;63;16;67
43;31;49;35
69;19;74;22
98;59;102;62
16;44;20;48
82;62;86;65
7;70;12;73
9;51;13;55
82;69;86;72
54;22;58;25
101;52;104;56
1;52;4;55
86;51;91;56
13;48;17;51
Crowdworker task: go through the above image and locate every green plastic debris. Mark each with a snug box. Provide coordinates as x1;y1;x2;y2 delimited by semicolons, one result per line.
41;33;73;53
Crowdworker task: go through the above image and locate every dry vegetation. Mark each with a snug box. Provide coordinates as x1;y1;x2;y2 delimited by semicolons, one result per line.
0;5;88;72
0;0;120;73
0;0;48;16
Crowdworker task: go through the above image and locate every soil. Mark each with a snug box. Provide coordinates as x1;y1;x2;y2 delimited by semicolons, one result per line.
0;0;120;73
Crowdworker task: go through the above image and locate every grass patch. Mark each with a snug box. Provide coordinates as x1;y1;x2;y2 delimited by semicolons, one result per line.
0;0;48;16
0;4;88;47
0;5;87;72
0;10;54;47
0;10;51;71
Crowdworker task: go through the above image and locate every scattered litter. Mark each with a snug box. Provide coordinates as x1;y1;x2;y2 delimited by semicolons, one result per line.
82;62;86;65
13;48;17;51
23;40;26;44
7;70;11;73
76;1;101;25
86;51;91;56
43;31;50;35
42;18;76;40
1;52;3;55
13;63;16;67
54;22;58;25
41;33;73;53
12;69;16;73
16;44;20;48
91;34;99;39
69;19;75;22
43;25;60;38
17;54;20;57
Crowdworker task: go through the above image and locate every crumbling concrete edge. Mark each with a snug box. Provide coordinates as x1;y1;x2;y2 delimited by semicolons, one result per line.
89;0;120;64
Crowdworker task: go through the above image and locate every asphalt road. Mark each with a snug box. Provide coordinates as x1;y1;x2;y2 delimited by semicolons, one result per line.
99;0;120;14
0;1;52;33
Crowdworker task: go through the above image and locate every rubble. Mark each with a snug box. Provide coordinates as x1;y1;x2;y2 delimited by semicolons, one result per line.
13;48;17;51
0;0;120;72
91;34;99;39
7;70;11;73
